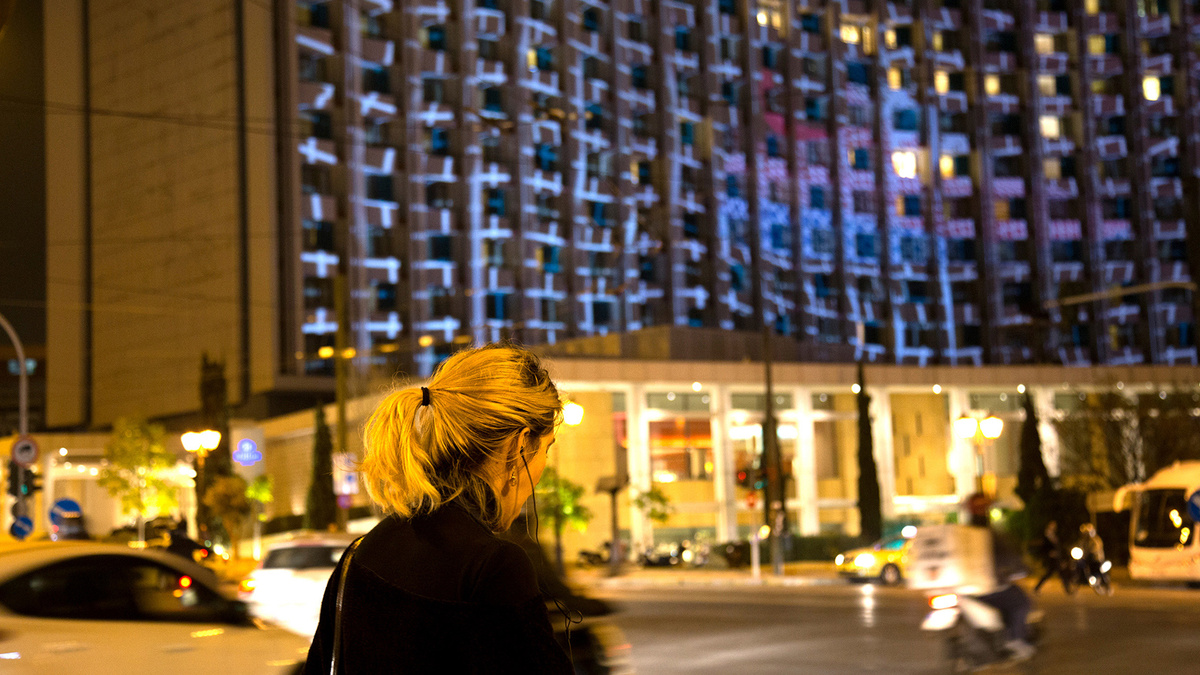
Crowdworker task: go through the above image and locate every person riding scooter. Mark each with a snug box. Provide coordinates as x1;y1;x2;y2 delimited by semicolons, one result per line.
964;493;1036;660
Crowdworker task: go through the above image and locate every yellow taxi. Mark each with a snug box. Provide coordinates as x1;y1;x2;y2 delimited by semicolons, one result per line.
834;533;913;585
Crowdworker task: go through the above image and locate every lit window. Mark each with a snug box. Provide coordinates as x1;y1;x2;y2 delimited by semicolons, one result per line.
931;31;943;51
884;28;897;49
934;71;949;94
1039;115;1061;139
940;154;956;179
1143;76;1161;101
994;199;1011;221
888;67;903;90
1086;0;1100;13
1034;33;1054;54
1037;74;1056;96
1087;35;1107;55
1043;158;1062;180
841;24;860;44
892;151;917;179
985;75;1001;96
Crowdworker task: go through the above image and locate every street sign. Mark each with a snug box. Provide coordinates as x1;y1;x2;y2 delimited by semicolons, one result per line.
337;494;352;509
332;453;359;495
10;436;38;468
1186;489;1200;523
232;439;262;467
9;515;32;540
50;498;82;528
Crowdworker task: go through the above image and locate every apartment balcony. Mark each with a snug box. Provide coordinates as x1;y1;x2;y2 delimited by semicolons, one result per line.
1140;13;1172;37
1103;260;1136;285
982;9;1015;31
1035;11;1068;33
941;176;973;198
1154;219;1186;238
931;49;965;71
1146;135;1179;158
935;90;969;113
944;217;976;239
1040;95;1072;115
984;51;1017;71
297;81;335;111
1042;136;1075;155
940;132;970;154
985;93;1021;114
1087;54;1123;77
1095;135;1128;158
361;37;394;66
928;7;962;30
794;31;824;54
886;1;913;22
475;58;506;82
1084;12;1120;33
296;25;334;54
952;303;980;325
1149;177;1182;199
1037;52;1070;73
990;135;1022;156
1089;93;1124;116
1145;95;1175;116
1045;178;1079;199
300;194;338;222
992;177;1025;198
1142;51;1173;74
411;207;457;234
1051;261;1086;283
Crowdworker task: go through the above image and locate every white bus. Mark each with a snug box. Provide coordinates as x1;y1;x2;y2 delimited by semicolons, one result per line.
1115;461;1200;583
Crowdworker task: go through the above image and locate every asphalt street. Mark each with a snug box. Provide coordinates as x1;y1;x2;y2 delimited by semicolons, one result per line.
584;580;1200;674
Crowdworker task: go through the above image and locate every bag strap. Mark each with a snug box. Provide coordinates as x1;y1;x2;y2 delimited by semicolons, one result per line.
330;536;365;675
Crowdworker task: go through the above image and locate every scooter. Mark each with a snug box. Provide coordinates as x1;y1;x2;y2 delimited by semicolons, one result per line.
1068;547;1113;596
922;589;1042;673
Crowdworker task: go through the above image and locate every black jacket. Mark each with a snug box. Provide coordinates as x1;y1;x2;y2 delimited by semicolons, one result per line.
304;503;572;674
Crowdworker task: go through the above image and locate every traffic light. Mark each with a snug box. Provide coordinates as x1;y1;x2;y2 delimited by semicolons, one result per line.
6;461;19;497
20;469;42;496
736;467;765;491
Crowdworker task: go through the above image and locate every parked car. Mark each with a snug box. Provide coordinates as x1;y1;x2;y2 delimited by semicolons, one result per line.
239;532;358;637
835;534;914;584
0;541;308;674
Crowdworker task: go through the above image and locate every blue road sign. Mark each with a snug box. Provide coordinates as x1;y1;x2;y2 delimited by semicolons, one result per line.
50;498;82;527
1187;490;1200;523
233;439;262;467
10;516;32;540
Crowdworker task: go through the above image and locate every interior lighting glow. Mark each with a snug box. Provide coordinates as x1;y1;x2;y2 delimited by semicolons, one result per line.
934;71;949;94
317;346;335;359
1017;384;1026;394
851;383;861;394
954;416;978;440
891;151;917;179
840;24;860;44
1143;76;1161;101
59;448;68;456
939;154;956;179
932;384;942;394
692;381;702;392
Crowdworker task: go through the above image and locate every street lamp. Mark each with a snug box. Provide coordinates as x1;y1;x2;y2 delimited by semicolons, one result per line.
181;430;221;471
955;414;1003;495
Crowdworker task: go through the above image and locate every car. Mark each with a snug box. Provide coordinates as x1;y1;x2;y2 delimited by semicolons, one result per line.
835;534;914;585
239;532;358;637
0;541;309;674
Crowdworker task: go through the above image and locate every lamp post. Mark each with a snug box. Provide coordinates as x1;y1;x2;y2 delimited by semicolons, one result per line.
954;414;1004;496
181;429;221;539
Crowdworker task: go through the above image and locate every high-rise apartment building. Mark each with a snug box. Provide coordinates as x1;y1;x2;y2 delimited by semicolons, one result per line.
44;0;1200;427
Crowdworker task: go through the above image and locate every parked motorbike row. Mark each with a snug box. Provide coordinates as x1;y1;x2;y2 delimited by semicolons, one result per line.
577;539;712;568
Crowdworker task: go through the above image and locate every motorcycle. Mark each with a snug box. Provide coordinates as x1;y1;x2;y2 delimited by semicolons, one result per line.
1068;547;1113;596
922;589;1042;673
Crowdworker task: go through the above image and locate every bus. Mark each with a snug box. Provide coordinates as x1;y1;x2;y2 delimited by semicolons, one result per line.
1115;461;1200;583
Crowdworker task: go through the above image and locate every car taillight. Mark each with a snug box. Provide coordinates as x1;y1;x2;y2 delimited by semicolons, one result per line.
929;593;957;610
239;578;256;594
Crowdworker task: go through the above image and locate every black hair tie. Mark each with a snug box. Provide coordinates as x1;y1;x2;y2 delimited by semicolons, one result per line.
420;386;431;407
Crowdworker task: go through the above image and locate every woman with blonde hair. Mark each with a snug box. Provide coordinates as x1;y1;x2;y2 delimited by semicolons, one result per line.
305;343;572;673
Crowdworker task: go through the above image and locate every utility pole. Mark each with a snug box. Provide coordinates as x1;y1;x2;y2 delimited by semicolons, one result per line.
761;322;786;575
0;312;33;534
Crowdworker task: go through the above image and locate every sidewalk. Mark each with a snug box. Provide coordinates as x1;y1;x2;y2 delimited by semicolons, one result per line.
569;560;842;590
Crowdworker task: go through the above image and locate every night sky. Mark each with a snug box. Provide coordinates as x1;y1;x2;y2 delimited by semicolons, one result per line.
0;1;46;345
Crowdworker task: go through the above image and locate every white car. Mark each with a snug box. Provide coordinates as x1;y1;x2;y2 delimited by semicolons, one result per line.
0;541;309;674
240;533;357;637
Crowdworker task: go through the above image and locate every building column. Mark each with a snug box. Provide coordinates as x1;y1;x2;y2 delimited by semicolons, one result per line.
625;383;652;550
947;386;976;497
871;386;897;521
792;385;820;535
709;384;737;542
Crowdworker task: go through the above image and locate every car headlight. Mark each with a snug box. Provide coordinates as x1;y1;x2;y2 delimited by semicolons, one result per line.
854;553;876;568
835;554;844;566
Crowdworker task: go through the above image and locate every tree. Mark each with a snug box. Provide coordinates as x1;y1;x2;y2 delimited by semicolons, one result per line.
305;406;338;531
98;418;180;542
1015;393;1055;543
534;466;594;575
633;484;673;524
856;362;883;541
246;475;274;557
204;474;251;559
